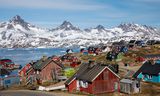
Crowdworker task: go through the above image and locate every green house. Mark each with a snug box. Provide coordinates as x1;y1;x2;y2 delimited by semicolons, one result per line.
116;52;124;62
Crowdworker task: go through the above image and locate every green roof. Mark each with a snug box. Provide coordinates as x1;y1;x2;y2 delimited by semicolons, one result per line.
32;57;65;71
33;57;52;70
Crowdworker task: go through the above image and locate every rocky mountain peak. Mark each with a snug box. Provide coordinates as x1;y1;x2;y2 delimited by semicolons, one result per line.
61;21;72;27
12;15;22;21
118;23;139;28
118;23;145;32
95;25;105;31
10;15;25;24
8;15;30;30
52;20;81;31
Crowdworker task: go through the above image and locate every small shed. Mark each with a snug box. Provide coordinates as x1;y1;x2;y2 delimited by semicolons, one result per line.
120;79;140;94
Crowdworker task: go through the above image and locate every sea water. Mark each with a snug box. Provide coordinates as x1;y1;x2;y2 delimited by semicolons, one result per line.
0;48;79;66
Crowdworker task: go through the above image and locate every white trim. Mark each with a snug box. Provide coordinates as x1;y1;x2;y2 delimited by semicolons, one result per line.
67;77;76;85
76;80;80;90
91;67;107;82
91;66;120;82
106;67;120;78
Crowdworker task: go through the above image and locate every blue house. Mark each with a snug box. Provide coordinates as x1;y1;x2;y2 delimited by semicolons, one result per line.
0;69;20;88
135;40;145;46
120;46;128;53
106;51;117;61
133;60;160;83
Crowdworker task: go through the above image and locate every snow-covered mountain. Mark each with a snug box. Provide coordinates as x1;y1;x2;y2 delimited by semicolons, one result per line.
0;15;159;48
51;21;81;31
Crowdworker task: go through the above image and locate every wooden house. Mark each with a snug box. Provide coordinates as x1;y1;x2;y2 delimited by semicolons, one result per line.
32;56;65;83
112;40;127;47
146;40;156;45
80;48;85;53
128;40;136;48
106;51;123;62
66;49;74;54
120;46;128;53
25;63;36;85
135;56;145;62
154;40;160;44
120;79;140;94
153;41;160;48
116;53;124;62
0;70;20;88
144;54;160;60
88;47;96;54
19;62;37;85
133;60;160;83
101;46;111;52
61;55;80;67
19;63;32;79
80;48;88;55
0;59;21;70
135;40;145;46
88;46;101;55
52;56;61;62
0;59;12;65
106;51;117;61
111;40;128;53
65;62;120;94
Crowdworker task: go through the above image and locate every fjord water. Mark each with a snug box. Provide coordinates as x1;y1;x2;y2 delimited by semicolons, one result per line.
0;48;79;66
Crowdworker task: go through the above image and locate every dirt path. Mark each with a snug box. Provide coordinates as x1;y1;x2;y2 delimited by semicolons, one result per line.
0;90;86;96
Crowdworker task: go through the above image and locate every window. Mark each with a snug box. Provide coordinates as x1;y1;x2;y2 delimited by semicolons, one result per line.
148;75;152;79
79;81;88;88
143;74;147;79
136;83;140;88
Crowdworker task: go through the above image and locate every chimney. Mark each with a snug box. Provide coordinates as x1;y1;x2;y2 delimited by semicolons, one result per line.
30;60;34;65
149;60;155;65
42;56;47;62
88;60;95;68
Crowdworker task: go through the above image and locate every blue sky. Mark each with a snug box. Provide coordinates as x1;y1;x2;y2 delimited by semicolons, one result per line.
0;0;159;28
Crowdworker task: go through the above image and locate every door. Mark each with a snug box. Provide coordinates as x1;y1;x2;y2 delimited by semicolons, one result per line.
114;82;118;91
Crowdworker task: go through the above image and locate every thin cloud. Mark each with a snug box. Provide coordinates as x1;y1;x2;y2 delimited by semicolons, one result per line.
0;0;106;11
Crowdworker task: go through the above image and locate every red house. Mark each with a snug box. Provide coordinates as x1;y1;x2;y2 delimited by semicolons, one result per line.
61;55;80;67
65;62;120;94
0;59;20;69
19;63;32;77
19;63;34;84
135;56;145;62
52;56;61;62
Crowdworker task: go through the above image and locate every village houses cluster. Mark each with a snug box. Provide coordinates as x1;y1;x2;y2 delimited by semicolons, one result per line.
0;39;160;94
